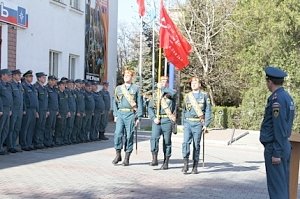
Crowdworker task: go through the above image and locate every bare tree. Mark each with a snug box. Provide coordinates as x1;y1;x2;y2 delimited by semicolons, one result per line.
175;0;237;105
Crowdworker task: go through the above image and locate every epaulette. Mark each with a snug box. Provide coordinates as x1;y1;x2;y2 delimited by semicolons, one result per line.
272;93;278;100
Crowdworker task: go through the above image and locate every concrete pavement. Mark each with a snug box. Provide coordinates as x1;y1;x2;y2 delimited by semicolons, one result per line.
0;122;299;199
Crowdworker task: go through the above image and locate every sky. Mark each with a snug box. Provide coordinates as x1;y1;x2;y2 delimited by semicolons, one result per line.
118;1;139;25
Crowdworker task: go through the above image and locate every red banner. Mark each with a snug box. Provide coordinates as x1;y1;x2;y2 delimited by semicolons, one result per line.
159;1;191;70
136;0;145;17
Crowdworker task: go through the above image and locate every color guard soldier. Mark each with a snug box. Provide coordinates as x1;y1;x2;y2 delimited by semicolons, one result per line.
112;69;143;166
182;77;212;174
260;66;295;199
20;70;39;151
44;75;59;147
148;76;176;169
7;69;23;153
0;69;13;155
33;72;49;149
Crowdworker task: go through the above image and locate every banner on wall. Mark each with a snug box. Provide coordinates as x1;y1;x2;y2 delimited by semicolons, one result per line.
85;0;108;82
0;1;28;28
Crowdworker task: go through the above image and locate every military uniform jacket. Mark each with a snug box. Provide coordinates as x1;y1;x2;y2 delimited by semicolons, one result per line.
45;84;59;111
74;89;85;114
57;90;69;114
93;91;105;112
148;87;176;121
113;83;143;119
11;80;24;111
84;91;95;113
0;80;13;112
34;82;48;112
183;91;212;127
260;87;295;158
102;89;111;111
22;81;39;110
66;89;76;113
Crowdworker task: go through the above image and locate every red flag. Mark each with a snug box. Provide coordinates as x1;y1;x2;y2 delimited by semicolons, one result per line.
159;1;192;70
136;0;145;17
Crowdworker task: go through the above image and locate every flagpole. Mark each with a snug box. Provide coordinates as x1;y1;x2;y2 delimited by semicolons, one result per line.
151;0;155;93
156;47;162;119
139;16;143;95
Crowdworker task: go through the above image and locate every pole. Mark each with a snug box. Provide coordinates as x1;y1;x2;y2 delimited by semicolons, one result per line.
202;129;206;167
151;0;156;93
156;47;162;119
138;16;143;93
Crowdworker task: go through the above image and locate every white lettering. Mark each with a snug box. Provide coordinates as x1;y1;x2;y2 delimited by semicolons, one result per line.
0;3;8;18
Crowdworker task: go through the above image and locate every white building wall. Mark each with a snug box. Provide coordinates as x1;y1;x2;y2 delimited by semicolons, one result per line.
12;0;85;79
107;0;118;96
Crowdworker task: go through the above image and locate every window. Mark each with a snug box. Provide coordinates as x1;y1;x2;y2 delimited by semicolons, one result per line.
49;50;60;77
68;54;78;79
70;0;80;10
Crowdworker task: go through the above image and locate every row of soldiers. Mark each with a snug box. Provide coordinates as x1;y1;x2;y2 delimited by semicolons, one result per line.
0;68;111;155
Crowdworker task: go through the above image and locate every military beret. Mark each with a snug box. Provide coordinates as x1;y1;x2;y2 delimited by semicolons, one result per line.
0;69;12;75
61;77;68;82
265;66;287;79
74;79;82;83
12;69;22;75
48;75;58;80
23;70;33;77
36;72;47;78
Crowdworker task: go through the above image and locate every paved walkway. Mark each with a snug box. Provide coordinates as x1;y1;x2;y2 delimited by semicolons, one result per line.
0;123;299;199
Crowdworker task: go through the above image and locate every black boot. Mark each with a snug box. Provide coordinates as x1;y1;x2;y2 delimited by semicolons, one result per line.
122;152;131;166
149;152;158;166
112;150;122;165
99;132;109;140
191;161;199;174
160;156;170;170
182;158;189;174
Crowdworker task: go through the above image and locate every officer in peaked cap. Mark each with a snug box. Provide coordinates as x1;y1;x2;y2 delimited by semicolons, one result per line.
33;72;48;149
73;79;85;143
260;66;295;199
99;80;110;140
65;79;76;144
7;69;24;153
44;74;59;147
20;69;38;151
82;79;95;142
0;68;13;155
23;70;33;77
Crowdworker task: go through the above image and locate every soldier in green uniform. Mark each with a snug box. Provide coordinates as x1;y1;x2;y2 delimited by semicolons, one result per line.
7;69;23;153
91;81;105;141
54;81;70;146
65;79;76;144
82;81;95;142
99;81;110;140
73;79;85;143
0;69;13;155
44;75;59;147
112;69;143;166
182;77;212;174
148;76;176;169
33;72;49;149
20;70;39;151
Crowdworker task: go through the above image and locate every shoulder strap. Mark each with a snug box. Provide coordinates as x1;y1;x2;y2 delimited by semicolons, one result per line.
161;97;176;122
188;92;204;117
121;84;137;108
